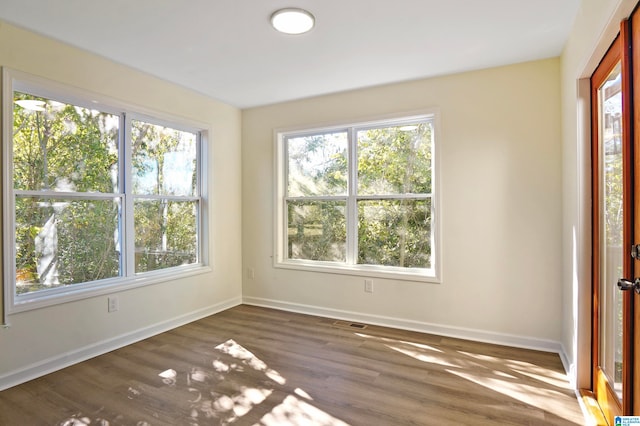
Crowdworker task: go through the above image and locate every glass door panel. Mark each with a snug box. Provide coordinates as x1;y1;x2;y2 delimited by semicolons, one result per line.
598;61;624;400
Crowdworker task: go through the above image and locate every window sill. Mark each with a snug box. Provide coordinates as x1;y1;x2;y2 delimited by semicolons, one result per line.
8;264;212;315
274;260;440;283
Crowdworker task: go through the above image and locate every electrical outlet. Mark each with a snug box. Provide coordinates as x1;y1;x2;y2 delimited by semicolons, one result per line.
364;279;373;293
247;268;255;279
108;296;119;313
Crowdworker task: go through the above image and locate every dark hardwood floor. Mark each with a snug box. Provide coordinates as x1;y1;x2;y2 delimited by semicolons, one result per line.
0;305;585;425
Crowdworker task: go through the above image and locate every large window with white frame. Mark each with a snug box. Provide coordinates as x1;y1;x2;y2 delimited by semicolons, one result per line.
275;113;439;281
3;69;208;312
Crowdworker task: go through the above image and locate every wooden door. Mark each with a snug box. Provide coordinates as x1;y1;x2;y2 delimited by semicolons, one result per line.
589;12;640;421
632;6;640;416
591;21;634;423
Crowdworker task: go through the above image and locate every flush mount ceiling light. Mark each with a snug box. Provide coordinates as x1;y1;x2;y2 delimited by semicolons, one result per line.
271;8;315;35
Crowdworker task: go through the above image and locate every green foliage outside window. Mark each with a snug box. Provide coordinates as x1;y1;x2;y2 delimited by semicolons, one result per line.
131;120;198;273
284;120;434;270
12;91;200;296
13;93;120;293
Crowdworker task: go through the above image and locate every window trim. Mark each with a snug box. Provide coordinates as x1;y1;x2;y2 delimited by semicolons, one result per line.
2;67;211;315
273;111;441;283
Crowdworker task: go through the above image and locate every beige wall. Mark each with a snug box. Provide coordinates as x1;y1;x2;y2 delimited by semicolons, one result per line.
242;58;563;349
560;0;638;388
0;21;243;388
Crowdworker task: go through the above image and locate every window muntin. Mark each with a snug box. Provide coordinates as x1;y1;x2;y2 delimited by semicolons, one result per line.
278;115;438;280
5;71;206;311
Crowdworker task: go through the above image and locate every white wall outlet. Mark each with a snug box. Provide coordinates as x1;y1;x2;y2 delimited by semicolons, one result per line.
364;279;373;293
108;296;119;313
247;267;255;279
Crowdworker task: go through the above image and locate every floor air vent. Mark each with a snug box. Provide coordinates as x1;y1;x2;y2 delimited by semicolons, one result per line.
332;320;367;330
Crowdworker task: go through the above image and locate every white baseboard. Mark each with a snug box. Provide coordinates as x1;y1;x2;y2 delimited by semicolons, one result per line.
2;296;568;392
243;296;563;354
0;296;242;391
558;344;575;384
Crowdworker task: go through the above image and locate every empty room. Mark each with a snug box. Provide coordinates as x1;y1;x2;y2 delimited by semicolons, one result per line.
1;0;639;424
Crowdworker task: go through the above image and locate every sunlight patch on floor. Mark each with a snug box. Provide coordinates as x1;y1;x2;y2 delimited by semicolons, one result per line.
258;395;350;426
216;339;287;385
385;344;459;368
158;368;177;383
456;350;502;363
215;339;270;372
212;386;273;418
157;339;351;425
511;367;573;389
493;370;518;380
294;387;314;400
355;332;443;353
457;351;573;388
508;360;573;383
446;368;583;424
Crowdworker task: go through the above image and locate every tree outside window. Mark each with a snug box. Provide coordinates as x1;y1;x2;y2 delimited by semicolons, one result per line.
277;115;437;280
8;81;204;306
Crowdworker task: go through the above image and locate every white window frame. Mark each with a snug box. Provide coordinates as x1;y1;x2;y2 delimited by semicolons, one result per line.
2;68;210;315
274;111;441;283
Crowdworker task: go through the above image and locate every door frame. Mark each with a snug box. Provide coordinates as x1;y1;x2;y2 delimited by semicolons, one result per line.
589;16;636;421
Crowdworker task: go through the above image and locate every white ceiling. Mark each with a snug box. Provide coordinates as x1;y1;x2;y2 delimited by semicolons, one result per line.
0;0;580;109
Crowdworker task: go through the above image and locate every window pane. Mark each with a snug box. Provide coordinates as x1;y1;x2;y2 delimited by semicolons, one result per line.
132;120;197;196
358;199;431;268
287;200;346;262
134;200;198;273
287;132;348;197
15;197;121;294
13;92;119;193
598;62;624;398
357;123;432;195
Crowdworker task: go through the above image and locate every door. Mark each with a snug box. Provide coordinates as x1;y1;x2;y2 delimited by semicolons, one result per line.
591;32;627;421
632;7;640;415
591;18;637;423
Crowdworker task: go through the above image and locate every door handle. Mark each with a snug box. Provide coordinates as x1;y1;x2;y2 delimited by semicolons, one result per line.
617;278;640;294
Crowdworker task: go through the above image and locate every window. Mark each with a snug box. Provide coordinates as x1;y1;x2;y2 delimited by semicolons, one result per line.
3;69;208;312
130;118;200;273
275;113;439;281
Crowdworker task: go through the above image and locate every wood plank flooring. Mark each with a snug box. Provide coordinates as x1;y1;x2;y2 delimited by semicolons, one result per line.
0;305;585;425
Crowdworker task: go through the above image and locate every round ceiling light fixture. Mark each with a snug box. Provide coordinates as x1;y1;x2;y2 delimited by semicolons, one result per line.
271;8;315;35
